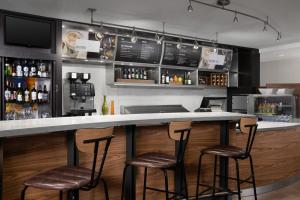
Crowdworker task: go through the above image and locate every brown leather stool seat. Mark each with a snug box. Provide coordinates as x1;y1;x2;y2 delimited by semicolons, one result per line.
24;166;94;191
127;152;177;169
202;145;246;158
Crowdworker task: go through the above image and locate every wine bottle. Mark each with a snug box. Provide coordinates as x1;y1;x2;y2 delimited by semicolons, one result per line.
4;80;11;102
131;68;135;79
140;69;143;79
37;85;43;104
37;61;42;78
23;60;29;77
31;84;37;103
135;69;139;79
16;82;23;103
29;60;37;77
165;70;170;84
43;85;49;103
16;60;23;77
11;82;17;102
123;69;128;79
128;68;132;79
11;63;16;77
143;70;147;80
24;84;30;103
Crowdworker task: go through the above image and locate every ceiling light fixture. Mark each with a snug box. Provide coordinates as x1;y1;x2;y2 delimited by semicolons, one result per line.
233;11;238;23
193;40;199;49
187;0;281;40
131;26;137;43
187;0;193;13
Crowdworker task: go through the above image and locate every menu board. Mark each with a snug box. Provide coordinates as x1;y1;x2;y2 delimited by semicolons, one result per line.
87;32;116;60
162;42;202;67
115;36;162;64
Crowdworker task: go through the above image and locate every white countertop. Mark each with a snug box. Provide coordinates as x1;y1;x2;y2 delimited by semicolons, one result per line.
0;112;252;138
257;121;300;132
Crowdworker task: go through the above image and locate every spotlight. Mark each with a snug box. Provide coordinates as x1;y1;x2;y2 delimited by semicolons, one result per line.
187;0;193;12
193;40;199;49
233;11;238;23
155;32;163;45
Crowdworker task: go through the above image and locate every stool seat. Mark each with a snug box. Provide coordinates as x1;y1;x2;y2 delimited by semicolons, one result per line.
127;152;177;169
24;166;94;191
202;145;246;158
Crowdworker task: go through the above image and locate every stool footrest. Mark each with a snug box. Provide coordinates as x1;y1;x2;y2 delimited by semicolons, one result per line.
216;174;254;184
146;186;186;199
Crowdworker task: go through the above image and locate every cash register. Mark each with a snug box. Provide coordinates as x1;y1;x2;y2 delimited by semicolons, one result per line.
195;97;227;112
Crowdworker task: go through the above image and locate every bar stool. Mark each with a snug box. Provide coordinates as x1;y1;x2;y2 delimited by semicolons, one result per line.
20;127;114;200
195;118;258;200
121;121;192;200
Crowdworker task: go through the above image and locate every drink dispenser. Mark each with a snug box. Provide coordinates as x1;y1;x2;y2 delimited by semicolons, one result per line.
65;72;96;116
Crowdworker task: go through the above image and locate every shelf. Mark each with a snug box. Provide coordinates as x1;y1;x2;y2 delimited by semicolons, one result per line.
62;57;113;65
6;76;51;79
114;61;159;68
161;65;197;71
116;78;155;84
198;68;229;73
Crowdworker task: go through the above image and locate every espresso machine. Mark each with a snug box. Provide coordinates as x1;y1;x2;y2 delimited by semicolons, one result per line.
65;72;96;116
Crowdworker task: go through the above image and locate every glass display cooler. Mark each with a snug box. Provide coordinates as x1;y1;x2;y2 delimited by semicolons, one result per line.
1;57;54;120
247;94;296;122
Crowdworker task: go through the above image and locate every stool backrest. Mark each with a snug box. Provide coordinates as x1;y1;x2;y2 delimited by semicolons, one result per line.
239;118;258;156
169;121;192;164
76;127;114;188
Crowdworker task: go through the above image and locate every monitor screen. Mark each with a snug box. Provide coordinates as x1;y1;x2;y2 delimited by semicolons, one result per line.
4;15;52;49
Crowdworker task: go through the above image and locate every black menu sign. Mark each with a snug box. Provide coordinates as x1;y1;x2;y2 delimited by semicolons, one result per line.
115;36;162;64
162;42;202;67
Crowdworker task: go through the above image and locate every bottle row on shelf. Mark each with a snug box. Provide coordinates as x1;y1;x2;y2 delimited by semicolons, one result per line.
199;73;228;87
121;68;149;80
4;80;49;104
4;58;51;78
161;70;192;85
256;100;288;115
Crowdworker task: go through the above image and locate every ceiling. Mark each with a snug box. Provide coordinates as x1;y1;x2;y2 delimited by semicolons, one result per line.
0;0;300;49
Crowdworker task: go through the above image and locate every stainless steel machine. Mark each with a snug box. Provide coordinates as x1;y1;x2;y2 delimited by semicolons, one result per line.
64;72;96;116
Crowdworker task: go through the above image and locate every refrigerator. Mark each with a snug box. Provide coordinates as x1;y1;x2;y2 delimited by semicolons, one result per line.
1;57;54;120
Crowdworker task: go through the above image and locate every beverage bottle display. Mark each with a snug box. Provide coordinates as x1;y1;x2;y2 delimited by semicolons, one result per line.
165;70;170;84
37;85;43;103
23;60;29;77
16;60;23;77
24;84;30;103
4;80;11;102
31;84;37;103
29;60;37;77
43;85;49;103
16;82;23;103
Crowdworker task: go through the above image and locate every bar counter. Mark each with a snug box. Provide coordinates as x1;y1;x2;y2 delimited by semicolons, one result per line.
1;112;300;200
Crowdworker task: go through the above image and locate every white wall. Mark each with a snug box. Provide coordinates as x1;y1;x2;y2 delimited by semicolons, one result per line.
62;63;227;114
260;58;300;86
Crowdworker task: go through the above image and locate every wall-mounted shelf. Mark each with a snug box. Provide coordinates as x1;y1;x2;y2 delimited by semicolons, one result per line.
62;58;113;65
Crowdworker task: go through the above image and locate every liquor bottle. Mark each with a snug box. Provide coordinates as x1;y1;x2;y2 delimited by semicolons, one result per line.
131;68;135;79
4;80;11;102
4;58;12;76
29;60;37;77
110;100;115;115
128;68;132;79
24;84;30;103
37;85;43;104
16;82;23;103
11;63;17;77
43;85;49;103
11;82;17;102
165;70;170;84
16;60;23;77
123;69;128;79
23;60;29;77
187;72;192;85
161;71;166;84
143;70;147;80
42;64;48;78
37;61;42;78
31;84;37;103
140;69;143;79
184;72;188;85
135;69;139;79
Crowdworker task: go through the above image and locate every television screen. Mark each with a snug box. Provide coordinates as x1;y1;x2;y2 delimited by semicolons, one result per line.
4;15;52;49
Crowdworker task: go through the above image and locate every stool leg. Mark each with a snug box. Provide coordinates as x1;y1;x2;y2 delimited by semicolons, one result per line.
249;155;258;200
143;167;148;200
20;186;28;200
195;153;204;200
163;169;169;200
121;164;129;200
183;165;189;199
235;159;242;200
212;155;218;197
59;191;63;200
101;178;110;200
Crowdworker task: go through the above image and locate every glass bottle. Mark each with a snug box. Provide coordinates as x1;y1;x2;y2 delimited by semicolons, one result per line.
102;95;109;115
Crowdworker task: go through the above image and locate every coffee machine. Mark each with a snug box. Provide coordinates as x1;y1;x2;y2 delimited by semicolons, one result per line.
65;72;96;116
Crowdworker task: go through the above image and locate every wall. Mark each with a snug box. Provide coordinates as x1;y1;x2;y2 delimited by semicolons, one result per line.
62;63;227;115
260;57;300;86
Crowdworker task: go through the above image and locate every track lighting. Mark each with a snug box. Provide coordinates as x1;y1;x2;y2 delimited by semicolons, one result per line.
187;0;193;13
233;11;238;23
177;38;182;49
131;26;137;43
193;40;199;49
155;31;163;45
